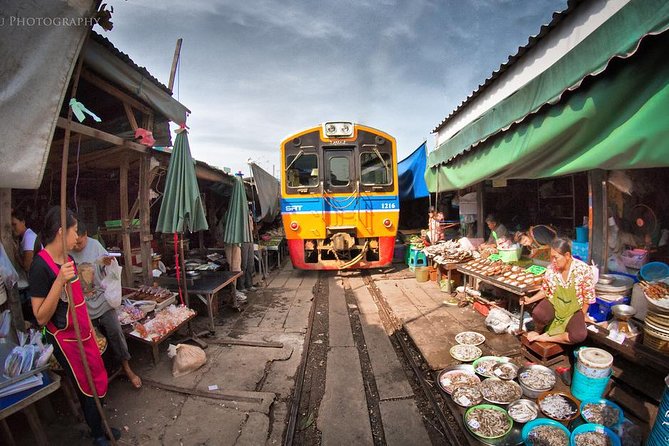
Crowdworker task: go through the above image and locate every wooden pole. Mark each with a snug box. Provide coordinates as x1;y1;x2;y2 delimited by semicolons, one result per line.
139;154;152;284
59;49;116;445
120;153;134;286
168;38;183;92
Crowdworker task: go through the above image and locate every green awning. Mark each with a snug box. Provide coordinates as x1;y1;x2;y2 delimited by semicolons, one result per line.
155;129;209;233
427;0;669;191
425;31;669;191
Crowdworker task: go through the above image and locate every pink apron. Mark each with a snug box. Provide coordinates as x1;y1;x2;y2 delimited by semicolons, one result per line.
39;250;108;397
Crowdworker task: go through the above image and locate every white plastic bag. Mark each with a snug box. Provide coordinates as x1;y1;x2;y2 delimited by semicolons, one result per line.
485;307;512;334
0;243;19;289
101;259;123;308
167;343;207;377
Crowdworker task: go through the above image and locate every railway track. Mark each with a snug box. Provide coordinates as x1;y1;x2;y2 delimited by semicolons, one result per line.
284;271;468;445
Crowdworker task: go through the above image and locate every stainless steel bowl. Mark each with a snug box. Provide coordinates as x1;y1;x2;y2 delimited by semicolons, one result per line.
611;304;636;320
517;364;557;399
597;274;615;285
507;399;539;424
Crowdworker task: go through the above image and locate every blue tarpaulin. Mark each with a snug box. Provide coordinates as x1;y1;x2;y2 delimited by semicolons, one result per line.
397;142;429;201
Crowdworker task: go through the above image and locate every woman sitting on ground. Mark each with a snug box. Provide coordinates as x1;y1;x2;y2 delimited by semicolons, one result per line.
519;237;595;345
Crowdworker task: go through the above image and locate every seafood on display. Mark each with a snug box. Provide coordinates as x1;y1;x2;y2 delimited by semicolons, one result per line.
455;331;485;346
539;394;578;420
581;403;621;427
450;344;482;362
451;385;482;407
573;431;612;446
527;425;569;446
439;370;480;394
640;281;669;300
132;305;195;341
519;368;556;390
424;240;474;264
507;400;538;423
117;304;145;325
474;358;504;377
493;362;518;380
480;378;522;404
465;407;511;438
131;285;174;303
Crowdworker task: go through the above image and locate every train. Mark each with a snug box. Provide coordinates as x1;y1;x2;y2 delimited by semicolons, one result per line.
280;122;399;270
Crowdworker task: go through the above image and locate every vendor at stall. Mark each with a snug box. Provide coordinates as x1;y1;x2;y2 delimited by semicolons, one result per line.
520;237;595;345
70;222;142;389
29;207;121;445
479;214;509;250
428;207;445;244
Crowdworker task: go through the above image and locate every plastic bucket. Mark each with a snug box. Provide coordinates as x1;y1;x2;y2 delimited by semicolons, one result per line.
571;368;611;401
576;226;589;243
647;375;669;445
575;347;613;379
415;266;429;283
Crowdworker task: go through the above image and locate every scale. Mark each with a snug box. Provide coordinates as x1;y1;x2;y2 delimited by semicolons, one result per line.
611;304;636;335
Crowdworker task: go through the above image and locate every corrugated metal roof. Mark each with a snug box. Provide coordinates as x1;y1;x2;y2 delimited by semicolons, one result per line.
90;31;173;94
431;0;580;134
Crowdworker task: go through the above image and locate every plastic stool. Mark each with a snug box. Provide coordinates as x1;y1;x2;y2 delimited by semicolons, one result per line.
407;248;427;271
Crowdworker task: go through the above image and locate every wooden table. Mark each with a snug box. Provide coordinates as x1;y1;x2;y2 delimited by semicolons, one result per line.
186;270;243;333
126;312;197;365
0;372;61;446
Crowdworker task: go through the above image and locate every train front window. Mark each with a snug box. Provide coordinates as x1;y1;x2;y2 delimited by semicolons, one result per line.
360;151;392;185
329;156;350;186
286;153;318;187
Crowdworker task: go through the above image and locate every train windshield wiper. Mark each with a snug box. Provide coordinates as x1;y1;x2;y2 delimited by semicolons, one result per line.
285;150;304;172
373;148;389;178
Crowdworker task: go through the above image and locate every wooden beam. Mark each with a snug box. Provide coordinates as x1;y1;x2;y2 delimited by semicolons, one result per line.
80;69;152;115
139;154;152;284
123;103;139;131
120;154;134;286
56;117;147;153
168;38;183;92
67;146;126;169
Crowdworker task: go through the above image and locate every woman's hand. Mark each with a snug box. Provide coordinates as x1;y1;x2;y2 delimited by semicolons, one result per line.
57;261;76;286
520;290;544;306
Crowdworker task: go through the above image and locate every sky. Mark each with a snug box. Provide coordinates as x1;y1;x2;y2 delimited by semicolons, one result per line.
103;0;568;178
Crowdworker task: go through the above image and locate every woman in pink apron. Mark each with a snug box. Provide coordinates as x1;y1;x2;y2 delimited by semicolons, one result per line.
29;207;119;446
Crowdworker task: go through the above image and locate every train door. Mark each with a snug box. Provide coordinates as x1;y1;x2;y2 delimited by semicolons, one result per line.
323;148;355;227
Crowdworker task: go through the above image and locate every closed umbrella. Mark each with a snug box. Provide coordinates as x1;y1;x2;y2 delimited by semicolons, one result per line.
223;176;251;245
156;128;208;306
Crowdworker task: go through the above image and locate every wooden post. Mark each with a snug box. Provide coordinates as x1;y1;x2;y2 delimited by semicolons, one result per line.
120;154;134;286
0;188;25;332
476;182;485;238
588;170;608;270
139;154;152;284
168;38;183;92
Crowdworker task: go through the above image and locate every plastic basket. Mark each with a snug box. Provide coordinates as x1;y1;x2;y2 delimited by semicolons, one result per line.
640;262;669;282
621;249;649;269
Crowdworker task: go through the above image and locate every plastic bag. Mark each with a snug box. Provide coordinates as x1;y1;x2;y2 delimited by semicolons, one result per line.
101;259;122;308
0;243;19;289
167;343;206;377
485;307;512;334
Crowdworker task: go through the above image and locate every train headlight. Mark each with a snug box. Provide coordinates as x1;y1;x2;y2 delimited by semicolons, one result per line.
382;218;392;228
290;221;299;231
323;121;354;138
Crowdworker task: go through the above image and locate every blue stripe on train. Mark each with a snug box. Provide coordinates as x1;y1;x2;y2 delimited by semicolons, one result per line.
281;196;399;213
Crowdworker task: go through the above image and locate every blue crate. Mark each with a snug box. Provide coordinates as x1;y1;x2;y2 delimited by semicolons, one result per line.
572;241;589;262
588;296;630;322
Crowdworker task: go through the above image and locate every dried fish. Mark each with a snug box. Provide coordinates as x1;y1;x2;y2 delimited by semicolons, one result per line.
527;425;569;446
475;359;500;377
439;370;480;394
507;400;538;423
480;378;522;404
455;331;485;346
573;431;612;446
539;394;578;420
450;344;482;362
451;385;482;407
493;362;518;380
519;368;556;390
582;403;620;427
465;407;511;438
